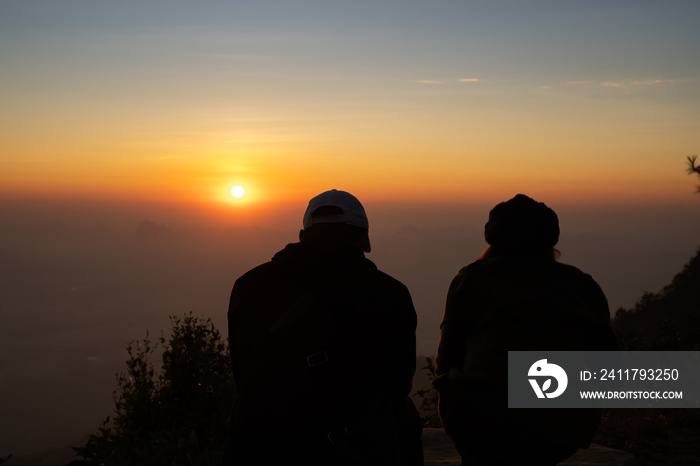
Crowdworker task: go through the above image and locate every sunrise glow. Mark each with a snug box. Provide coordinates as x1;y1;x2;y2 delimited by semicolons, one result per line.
0;2;698;210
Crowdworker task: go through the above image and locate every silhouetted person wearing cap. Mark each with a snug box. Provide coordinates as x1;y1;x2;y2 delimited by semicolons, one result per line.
434;194;619;466
224;190;423;466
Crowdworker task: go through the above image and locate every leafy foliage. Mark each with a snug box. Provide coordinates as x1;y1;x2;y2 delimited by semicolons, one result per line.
69;313;234;466
613;248;700;350
688;155;700;193
411;357;441;428
594;407;700;465
595;248;700;464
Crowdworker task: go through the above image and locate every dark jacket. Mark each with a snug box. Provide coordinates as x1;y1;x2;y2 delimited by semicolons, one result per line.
434;254;619;465
227;241;418;465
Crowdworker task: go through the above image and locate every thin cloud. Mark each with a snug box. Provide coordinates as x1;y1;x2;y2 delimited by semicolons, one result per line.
568;78;679;90
416;80;444;84
631;79;672;86
601;78;680;91
458;78;479;82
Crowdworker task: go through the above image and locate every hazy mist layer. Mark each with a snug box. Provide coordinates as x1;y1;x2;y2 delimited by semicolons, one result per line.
1;198;699;460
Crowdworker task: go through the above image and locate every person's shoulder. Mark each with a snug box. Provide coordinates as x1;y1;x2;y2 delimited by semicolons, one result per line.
366;267;417;320
444;260;490;295
233;243;300;286
372;268;410;292
548;261;609;303
361;259;412;298
449;259;492;284
359;257;402;287
552;261;597;282
457;259;488;275
233;260;277;288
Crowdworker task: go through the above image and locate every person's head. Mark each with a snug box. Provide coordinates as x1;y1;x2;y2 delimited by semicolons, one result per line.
299;189;371;254
480;194;560;260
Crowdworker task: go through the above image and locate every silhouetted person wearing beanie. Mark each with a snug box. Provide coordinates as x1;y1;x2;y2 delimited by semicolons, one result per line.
434;194;619;466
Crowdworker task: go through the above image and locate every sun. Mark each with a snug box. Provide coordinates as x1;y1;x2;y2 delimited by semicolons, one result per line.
231;185;245;198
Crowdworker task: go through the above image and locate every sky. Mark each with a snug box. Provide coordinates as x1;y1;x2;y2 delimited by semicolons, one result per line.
2;1;700;461
2;0;699;210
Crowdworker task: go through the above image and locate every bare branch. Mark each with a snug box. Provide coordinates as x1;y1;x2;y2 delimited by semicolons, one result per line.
687;155;700;193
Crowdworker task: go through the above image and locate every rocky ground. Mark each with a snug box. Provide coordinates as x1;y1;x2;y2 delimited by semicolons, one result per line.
422;428;636;465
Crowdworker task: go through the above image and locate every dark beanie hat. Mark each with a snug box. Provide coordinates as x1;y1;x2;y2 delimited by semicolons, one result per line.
484;194;559;249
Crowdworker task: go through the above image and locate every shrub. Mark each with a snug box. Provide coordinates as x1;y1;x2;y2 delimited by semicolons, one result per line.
412;357;441;428
70;313;234;466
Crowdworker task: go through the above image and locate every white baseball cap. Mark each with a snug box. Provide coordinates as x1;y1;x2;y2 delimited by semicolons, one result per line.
302;189;369;230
